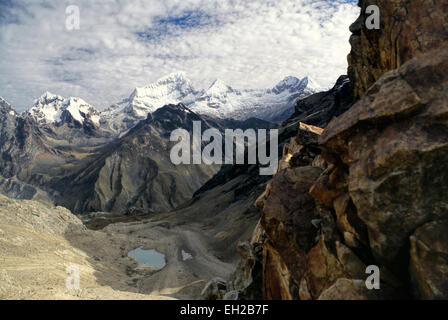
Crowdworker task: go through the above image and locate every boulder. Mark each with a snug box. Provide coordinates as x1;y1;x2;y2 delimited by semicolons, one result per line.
201;277;227;300
223;290;240;300
410;220;448;299
306;236;347;298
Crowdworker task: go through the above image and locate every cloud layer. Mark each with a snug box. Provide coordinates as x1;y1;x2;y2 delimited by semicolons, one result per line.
0;0;359;111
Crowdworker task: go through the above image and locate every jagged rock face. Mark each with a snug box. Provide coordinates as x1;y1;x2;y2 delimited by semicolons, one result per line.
259;166;323;299
348;0;448;98
239;118;406;300
261;167;322;299
253;124;326;299
242;1;448;300
410;220;448;300
288;75;355;128
0;102;49;179
321;46;448;268
225;227;265;300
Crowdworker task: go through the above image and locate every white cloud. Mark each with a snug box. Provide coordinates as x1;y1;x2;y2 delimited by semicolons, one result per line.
0;0;359;111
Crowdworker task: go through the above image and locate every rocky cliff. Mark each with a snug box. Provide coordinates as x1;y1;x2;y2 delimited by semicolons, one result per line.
288;75;354;128
231;0;448;300
348;0;448;99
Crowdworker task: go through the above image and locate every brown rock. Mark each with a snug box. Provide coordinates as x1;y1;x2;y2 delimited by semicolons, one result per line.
306;236;347;298
299;277;312;300
315;201;340;244
278;123;323;170
262;241;294;300
410;220;448;299
260;166;323;299
333;193;367;247
261;167;322;266
320;45;448;266
311;154;326;169
250;220;265;246
336;241;366;279
226;235;264;300
318;279;384;300
348;0;448;98
309;165;347;207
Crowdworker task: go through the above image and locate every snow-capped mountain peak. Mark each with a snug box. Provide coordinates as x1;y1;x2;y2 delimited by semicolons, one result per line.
115;71;199;118
206;79;236;96
0;96;17;116
189;75;316;122
25;93;99;126
271;76;308;94
102;73;317;125
23;72;319;135
271;76;324;94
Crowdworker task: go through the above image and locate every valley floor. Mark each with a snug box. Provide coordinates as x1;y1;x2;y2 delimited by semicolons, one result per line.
0;195;233;300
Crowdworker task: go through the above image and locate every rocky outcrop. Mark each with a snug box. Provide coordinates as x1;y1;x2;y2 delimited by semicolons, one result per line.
410;220;448;299
253;122;392;300
288;75;355;128
225;236;264;300
320;46;448;270
348;0;448;99
243;0;448;300
252;123;329;299
259;166;323;299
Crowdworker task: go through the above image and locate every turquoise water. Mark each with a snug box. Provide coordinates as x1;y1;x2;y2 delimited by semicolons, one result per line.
128;247;166;269
9;197;24;201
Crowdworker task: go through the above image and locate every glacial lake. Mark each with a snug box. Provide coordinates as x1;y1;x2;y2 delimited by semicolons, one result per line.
128;247;166;269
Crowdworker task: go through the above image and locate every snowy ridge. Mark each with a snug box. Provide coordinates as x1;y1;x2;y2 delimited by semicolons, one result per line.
103;72;200;119
104;72;318;126
25;92;100;126
0;96;17;116
17;72;319;135
189;75;318;122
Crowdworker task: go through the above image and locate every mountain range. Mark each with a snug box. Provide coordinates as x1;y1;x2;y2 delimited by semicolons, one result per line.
0;82;279;214
0;71;353;300
1;0;447;301
18;72;317;136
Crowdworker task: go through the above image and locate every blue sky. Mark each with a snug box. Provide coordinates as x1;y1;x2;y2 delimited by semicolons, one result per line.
0;0;359;111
